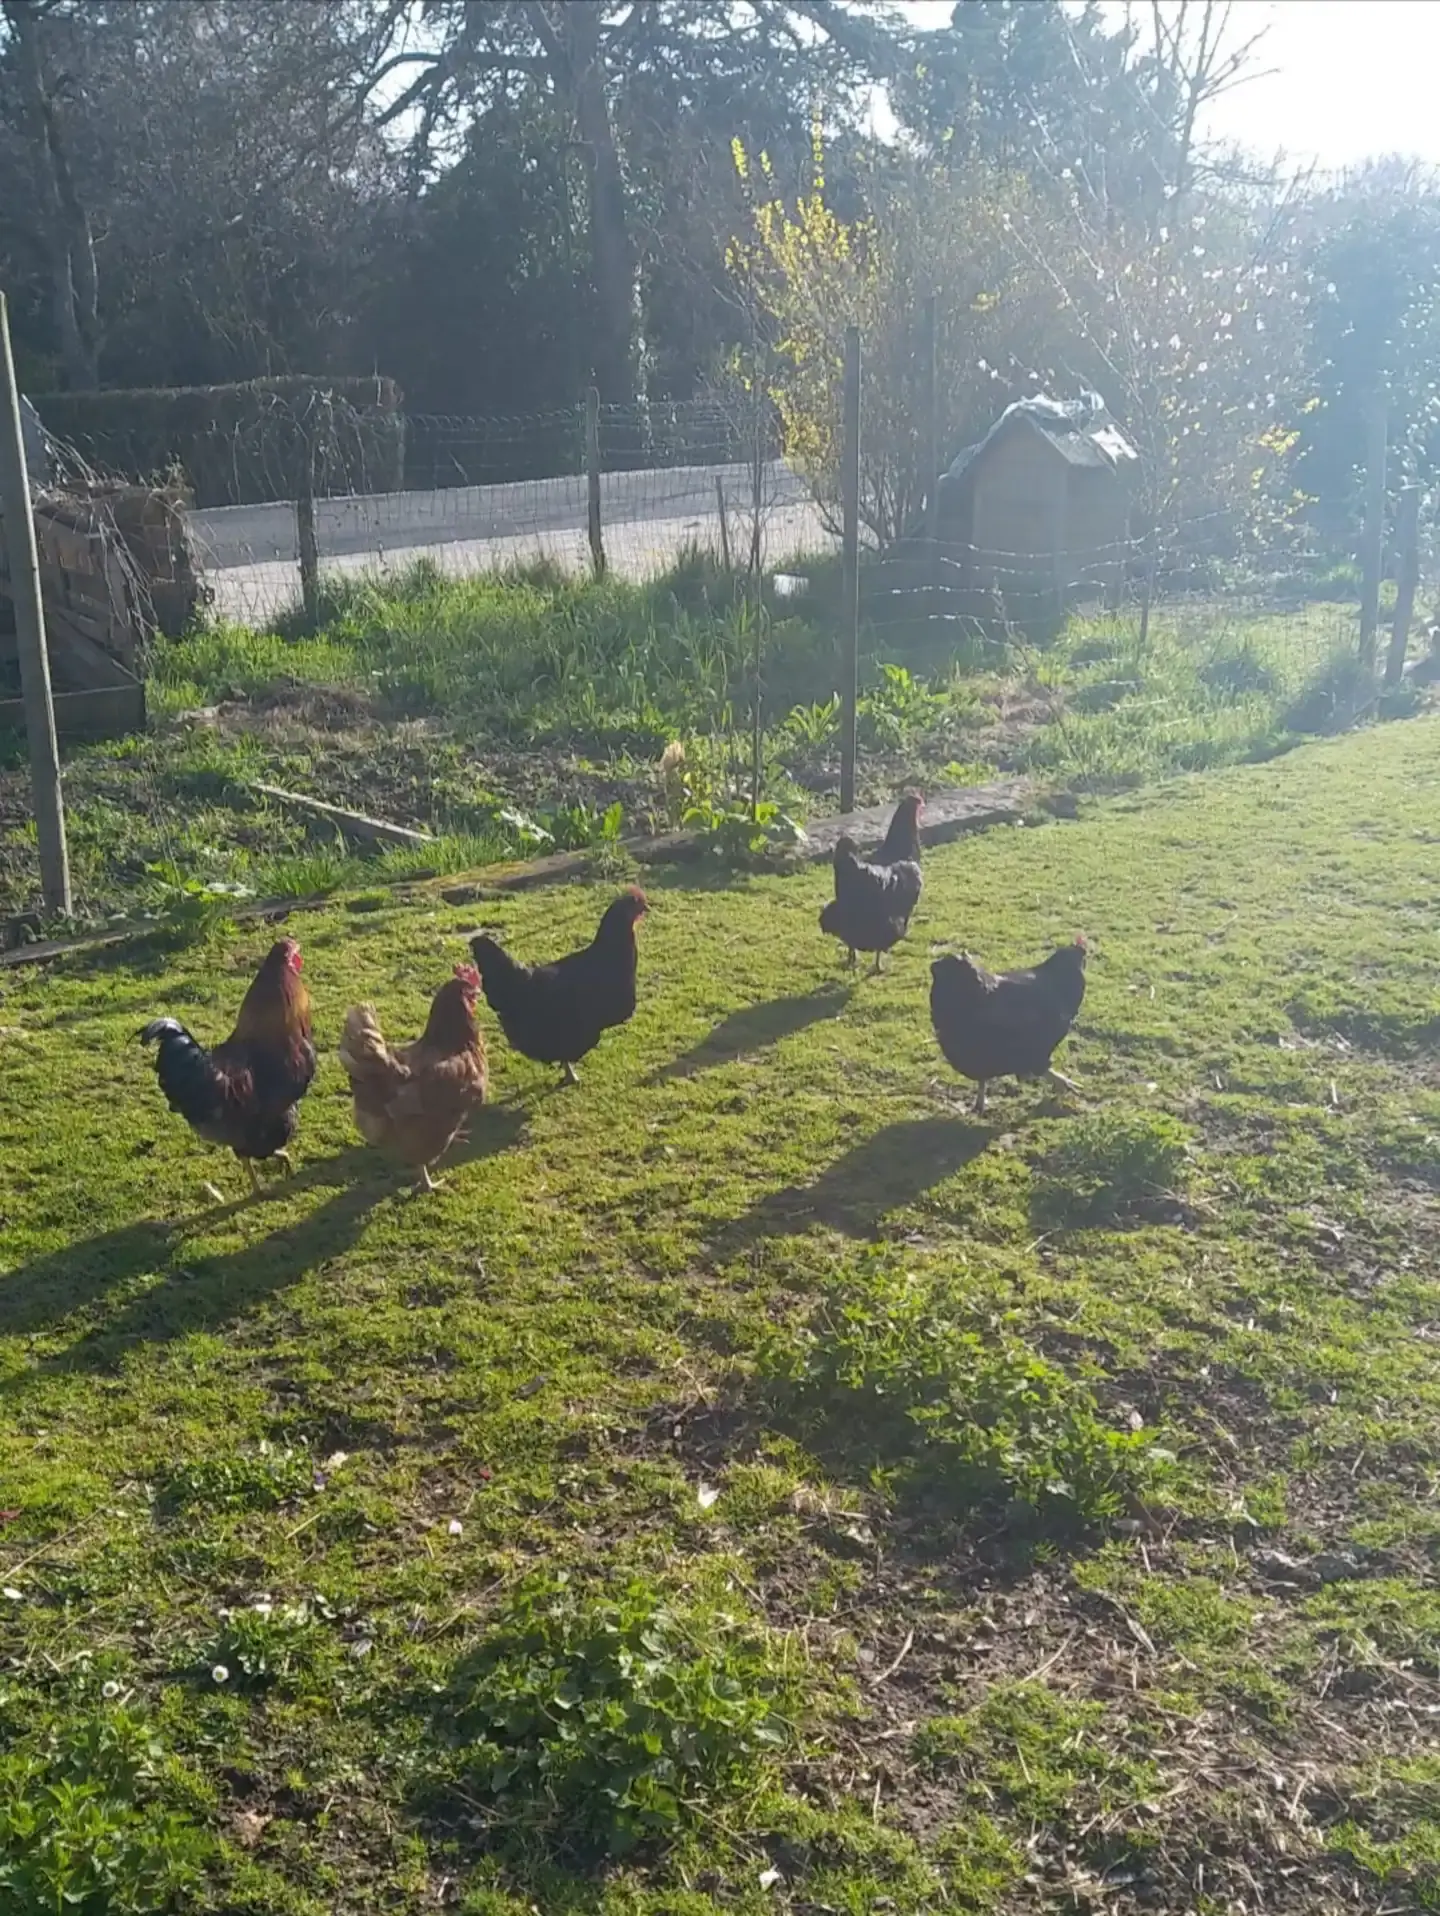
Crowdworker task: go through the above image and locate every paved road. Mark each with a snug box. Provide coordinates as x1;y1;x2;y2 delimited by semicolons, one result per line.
191;459;830;624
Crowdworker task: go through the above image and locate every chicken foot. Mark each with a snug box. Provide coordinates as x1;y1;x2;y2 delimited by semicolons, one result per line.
973;1082;988;1117
1046;1069;1082;1096
562;1061;580;1085
412;1163;443;1194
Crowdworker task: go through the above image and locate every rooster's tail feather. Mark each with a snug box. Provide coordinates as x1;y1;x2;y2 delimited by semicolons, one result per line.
139;1016;220;1124
337;1004;392;1080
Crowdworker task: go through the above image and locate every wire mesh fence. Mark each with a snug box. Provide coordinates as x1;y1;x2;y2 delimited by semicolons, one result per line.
24;383;1435;730
173;396;828;628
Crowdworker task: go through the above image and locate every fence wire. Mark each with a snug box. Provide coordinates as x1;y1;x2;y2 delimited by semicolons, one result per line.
183;399;824;628
41;390;1433;704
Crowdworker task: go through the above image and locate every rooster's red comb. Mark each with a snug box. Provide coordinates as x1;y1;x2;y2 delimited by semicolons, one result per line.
453;963;481;989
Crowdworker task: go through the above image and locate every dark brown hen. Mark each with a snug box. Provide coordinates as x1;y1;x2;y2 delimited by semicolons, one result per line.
930;937;1087;1115
469;888;646;1084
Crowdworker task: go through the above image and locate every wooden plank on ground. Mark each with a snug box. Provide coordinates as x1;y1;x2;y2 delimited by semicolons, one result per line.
249;782;435;848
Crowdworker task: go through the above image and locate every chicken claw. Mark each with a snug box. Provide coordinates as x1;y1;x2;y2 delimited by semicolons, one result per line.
412;1164;443;1194
272;1148;295;1176
201;1180;228;1206
562;1061;580;1085
1046;1069;1082;1096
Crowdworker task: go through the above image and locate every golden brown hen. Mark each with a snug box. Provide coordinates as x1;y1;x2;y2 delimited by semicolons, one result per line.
338;964;488;1191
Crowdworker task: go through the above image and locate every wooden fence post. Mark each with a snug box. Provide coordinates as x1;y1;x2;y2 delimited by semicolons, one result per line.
295;428;320;632
1358;393;1388;673
0;291;70;915
715;475;732;573
585;387;606;580
1385;481;1422;687
839;324;861;816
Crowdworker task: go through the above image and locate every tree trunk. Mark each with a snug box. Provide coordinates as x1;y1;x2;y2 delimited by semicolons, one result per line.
530;2;637;405
5;0;100;389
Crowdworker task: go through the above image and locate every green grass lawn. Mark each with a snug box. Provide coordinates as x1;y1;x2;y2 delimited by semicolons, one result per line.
3;716;1440;1914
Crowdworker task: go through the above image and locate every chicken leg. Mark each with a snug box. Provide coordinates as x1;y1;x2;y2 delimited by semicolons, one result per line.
870;952;884;976
562;1061;580;1085
1046;1069;1081;1095
244;1158;262;1194
412;1163;442;1194
273;1148;294;1176
973;1081;988;1116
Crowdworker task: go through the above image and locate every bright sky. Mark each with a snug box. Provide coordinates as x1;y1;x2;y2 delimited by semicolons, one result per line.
895;1;1440;177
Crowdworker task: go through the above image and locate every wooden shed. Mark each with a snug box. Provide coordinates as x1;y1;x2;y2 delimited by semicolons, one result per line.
936;394;1138;614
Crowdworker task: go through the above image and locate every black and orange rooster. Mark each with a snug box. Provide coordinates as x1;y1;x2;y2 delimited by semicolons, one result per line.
139;937;316;1195
338;964;488;1193
930;937;1087;1115
819;793;924;972
470;887;646;1084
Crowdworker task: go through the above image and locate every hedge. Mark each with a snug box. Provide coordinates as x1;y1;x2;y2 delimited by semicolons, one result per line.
30;376;405;508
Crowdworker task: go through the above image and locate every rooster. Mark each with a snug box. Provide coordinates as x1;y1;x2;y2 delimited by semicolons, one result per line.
337;964;487;1193
930;937;1087;1115
139;937;316;1194
820;793;924;972
470;887;646;1084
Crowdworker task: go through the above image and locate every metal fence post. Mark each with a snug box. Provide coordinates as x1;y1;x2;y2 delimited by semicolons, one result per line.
0;291;70;914
839;325;861;816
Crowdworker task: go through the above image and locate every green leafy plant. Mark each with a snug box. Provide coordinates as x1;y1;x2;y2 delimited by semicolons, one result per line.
777;694;841;753
761;1253;1172;1524
155;1444;315;1517
683;798;806;865
438;1571;798;1859
0;1708;213;1914
201;1598;338;1696
859;662;947;752
541;799;626;851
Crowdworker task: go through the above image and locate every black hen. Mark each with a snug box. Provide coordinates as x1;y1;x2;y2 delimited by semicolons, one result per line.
139;937;317;1192
930;937;1087;1114
470;888;646;1084
819;793;924;972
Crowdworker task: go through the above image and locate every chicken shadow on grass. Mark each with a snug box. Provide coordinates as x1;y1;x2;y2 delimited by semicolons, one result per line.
706;1114;990;1264
648;983;854;1084
4;1108;527;1385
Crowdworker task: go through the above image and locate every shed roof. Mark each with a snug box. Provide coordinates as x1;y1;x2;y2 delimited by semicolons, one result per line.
941;393;1138;492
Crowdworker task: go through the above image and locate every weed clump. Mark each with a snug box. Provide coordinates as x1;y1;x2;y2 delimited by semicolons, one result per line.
434;1570;799;1860
760;1254;1173;1525
1033;1111;1194;1226
0;1707;213;1914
